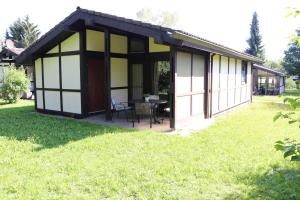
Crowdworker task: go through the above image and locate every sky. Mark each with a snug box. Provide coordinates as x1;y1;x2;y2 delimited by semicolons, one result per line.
0;0;299;60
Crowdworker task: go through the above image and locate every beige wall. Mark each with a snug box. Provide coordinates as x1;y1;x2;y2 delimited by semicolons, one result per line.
111;58;128;88
34;31;82;115
44;91;60;111
111;89;128;105
86;29;104;52
175;51;205;123
110;34;127;54
211;55;251;115
47;45;59;54
176;51;191;94
61;55;80;90
62;92;81;114
149;37;170;52
43;57;59;89
61;33;79;52
35;58;42;88
36;90;43;109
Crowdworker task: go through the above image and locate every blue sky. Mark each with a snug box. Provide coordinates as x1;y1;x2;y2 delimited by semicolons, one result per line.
0;0;299;60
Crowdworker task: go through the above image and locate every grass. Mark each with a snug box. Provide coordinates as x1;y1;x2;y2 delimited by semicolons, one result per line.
0;99;300;199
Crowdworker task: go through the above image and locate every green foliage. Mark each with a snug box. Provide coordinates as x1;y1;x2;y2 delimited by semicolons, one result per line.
136;8;179;27
283;28;300;76
6;15;40;48
0;66;30;103
264;59;285;73
285;77;297;90
273;90;300;161
245;12;265;59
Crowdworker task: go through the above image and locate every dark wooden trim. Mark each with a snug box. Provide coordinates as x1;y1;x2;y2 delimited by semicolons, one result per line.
190;53;193;116
80;29;88;117
250;62;253;102
43;51;80;57
234;59;237;105
36;88;81;92
209;54;215;118
218;55;221;112
104;29;112;121
169;46;176;129
41;57;45;109
36;108;84;119
204;53;210;118
33;61;37;110
227;57;230;108
212;100;250;116
127;35;132;101
110;53;128;58
110;86;128;90
58;43;63;112
85;51;104;58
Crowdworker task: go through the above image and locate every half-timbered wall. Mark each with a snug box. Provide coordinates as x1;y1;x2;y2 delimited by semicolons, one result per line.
35;32;82;116
175;51;206;126
211;55;251;115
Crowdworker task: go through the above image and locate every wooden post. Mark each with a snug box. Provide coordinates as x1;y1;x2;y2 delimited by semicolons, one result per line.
169;46;176;129
104;29;112;121
80;29;88;117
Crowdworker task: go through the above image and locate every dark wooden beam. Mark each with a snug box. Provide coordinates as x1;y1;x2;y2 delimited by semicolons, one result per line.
169;46;176;129
41;57;45;109
58;43;63;112
104;29;112;121
80;29;88;117
204;53;211;118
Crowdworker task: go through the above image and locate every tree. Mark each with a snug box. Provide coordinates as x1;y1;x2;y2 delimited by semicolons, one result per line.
136;8;179;27
283;28;300;76
6;15;40;48
264;59;285;73
245;12;265;60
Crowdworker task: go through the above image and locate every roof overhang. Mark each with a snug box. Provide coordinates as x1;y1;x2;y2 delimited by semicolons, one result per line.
253;64;285;77
16;7;263;65
172;31;263;63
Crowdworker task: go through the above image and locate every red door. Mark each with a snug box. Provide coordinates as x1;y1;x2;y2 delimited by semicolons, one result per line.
87;59;105;113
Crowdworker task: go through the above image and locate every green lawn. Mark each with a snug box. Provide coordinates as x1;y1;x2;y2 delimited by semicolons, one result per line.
0;99;299;199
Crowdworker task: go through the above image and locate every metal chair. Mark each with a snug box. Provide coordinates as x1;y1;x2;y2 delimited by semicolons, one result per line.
111;96;132;121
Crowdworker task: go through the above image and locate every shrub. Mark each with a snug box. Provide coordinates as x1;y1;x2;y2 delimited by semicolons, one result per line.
285;77;297;90
273;92;300;162
0;66;29;103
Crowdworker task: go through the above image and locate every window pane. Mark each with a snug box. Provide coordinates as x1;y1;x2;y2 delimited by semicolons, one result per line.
130;38;145;52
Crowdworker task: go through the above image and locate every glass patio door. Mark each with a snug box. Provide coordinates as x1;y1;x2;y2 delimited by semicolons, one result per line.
131;64;143;100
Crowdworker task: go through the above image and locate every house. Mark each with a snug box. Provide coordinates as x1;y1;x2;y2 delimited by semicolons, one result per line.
16;7;262;129
252;64;285;95
0;39;34;97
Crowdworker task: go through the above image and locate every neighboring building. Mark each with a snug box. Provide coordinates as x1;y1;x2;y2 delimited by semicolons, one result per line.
0;39;34;97
16;7;262;129
252;64;285;95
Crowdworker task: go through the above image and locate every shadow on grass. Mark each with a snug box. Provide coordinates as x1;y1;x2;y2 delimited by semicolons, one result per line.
225;165;300;199
0;105;134;150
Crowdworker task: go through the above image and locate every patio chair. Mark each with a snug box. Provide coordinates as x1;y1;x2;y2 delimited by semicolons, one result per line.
111;96;132;121
135;102;153;128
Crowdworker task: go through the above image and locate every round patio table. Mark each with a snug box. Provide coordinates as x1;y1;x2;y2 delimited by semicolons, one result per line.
149;99;168;124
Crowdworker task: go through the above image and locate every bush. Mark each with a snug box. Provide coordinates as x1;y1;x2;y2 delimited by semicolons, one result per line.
285;77;297;90
0;66;29;103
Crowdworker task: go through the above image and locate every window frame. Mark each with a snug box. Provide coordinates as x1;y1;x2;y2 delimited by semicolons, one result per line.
241;61;248;85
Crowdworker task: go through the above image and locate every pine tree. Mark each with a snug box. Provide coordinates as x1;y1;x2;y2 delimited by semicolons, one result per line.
6;15;40;48
245;12;265;59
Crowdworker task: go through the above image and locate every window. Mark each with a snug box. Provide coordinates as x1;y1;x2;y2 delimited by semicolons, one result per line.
241;61;247;84
129;38;145;53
